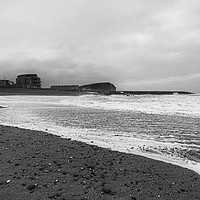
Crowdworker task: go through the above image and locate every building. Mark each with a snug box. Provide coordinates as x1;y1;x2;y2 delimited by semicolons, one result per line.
16;74;41;88
50;85;79;91
0;79;15;87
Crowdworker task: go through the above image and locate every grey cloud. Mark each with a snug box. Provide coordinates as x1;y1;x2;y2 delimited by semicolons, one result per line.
0;58;117;87
1;0;200;92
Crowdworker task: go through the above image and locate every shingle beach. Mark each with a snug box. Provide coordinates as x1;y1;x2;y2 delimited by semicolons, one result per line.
0;125;200;200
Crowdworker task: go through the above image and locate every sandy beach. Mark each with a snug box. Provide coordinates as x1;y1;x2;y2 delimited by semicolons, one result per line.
0;125;200;200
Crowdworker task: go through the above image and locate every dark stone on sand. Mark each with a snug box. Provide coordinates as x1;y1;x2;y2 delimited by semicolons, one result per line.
27;184;38;191
101;187;115;195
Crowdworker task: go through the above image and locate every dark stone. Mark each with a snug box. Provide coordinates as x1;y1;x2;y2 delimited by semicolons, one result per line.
101;187;115;195
27;184;37;191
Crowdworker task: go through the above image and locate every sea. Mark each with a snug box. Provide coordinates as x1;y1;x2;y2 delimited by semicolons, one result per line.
0;94;200;174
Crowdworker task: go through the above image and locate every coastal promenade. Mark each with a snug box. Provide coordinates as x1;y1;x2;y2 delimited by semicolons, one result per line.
0;87;193;96
0;88;86;96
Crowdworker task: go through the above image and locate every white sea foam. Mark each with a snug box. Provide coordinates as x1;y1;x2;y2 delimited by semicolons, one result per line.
58;94;200;117
0;95;200;175
1;94;200;117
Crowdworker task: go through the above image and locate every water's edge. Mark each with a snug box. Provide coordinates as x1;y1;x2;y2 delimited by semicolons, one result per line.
1;121;200;175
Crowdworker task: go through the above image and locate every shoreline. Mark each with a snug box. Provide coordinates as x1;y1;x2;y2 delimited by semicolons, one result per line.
0;125;200;199
1;119;200;176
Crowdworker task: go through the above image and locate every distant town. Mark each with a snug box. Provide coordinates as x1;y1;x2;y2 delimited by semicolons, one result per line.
0;73;193;95
0;74;41;88
0;73;117;94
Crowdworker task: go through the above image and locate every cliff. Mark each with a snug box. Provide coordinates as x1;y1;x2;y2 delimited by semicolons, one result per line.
80;82;116;93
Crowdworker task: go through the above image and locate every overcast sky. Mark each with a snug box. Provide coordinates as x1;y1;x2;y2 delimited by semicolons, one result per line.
0;0;200;92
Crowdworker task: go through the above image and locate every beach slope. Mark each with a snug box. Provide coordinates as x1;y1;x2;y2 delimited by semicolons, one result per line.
0;125;200;200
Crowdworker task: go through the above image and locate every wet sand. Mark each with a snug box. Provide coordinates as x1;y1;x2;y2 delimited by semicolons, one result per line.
0;125;200;200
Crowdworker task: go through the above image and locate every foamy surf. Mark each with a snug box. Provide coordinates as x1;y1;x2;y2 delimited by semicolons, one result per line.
58;94;200;118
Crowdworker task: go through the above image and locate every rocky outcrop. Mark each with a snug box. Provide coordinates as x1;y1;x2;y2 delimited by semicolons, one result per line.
80;82;116;93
